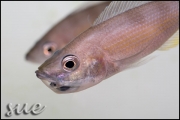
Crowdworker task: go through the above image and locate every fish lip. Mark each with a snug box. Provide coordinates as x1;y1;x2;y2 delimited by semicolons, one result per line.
35;70;57;83
35;70;51;80
25;53;29;60
36;71;79;93
35;70;47;80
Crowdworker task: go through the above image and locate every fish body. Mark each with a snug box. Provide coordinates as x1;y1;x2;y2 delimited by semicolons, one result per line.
26;2;110;63
36;1;179;94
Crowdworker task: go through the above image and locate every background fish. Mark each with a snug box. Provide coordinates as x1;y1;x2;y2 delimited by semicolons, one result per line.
35;1;179;94
26;2;110;63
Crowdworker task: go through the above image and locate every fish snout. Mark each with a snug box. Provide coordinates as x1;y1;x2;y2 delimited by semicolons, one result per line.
25;52;38;63
35;70;47;80
35;70;71;92
35;70;57;83
25;53;31;61
35;70;51;79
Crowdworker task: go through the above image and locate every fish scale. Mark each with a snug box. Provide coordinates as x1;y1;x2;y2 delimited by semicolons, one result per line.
99;1;179;62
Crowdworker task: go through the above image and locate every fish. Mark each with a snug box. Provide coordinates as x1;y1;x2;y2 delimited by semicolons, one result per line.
25;2;111;63
35;1;179;94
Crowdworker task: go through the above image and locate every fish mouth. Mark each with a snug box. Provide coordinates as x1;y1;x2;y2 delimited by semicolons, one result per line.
35;70;54;82
35;70;47;79
35;70;71;90
35;70;79;93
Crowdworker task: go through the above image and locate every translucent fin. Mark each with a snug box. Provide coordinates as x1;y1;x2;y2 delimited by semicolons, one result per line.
72;1;108;15
158;30;179;51
126;55;157;70
93;1;151;26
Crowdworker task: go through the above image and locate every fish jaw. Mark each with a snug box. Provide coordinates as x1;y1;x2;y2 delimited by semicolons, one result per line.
35;69;80;94
35;69;99;94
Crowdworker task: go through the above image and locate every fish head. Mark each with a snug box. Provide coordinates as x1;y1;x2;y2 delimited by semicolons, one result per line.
35;45;107;94
26;40;57;64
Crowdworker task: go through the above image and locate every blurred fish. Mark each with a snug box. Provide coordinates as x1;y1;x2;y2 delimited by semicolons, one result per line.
26;2;111;63
35;1;179;94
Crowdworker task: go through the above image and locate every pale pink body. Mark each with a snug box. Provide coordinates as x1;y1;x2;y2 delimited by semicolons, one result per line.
36;1;179;94
26;2;110;63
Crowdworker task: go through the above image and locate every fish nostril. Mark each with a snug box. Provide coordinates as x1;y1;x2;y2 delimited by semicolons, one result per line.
50;82;56;87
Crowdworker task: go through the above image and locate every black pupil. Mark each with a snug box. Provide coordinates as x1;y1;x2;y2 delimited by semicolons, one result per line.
65;61;74;68
48;47;52;52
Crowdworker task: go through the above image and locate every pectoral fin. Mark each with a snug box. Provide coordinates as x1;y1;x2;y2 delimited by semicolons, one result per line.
158;30;179;51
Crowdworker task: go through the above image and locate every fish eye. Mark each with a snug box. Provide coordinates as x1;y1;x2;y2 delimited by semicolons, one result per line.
48;48;52;52
62;55;79;72
43;43;57;56
65;61;75;68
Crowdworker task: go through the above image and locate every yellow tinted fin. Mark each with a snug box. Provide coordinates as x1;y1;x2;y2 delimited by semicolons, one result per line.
159;30;179;51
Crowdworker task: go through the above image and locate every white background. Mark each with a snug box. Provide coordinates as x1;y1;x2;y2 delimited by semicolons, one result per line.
1;1;179;119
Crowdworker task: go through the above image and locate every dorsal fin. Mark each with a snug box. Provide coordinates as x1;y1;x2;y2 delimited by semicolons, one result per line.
71;1;107;15
93;1;151;26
